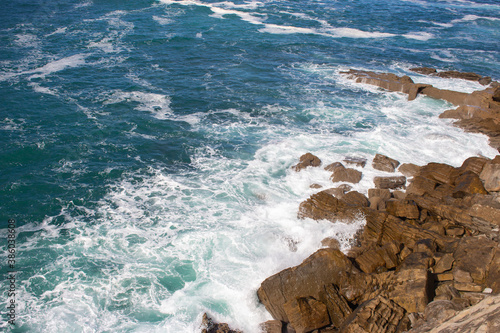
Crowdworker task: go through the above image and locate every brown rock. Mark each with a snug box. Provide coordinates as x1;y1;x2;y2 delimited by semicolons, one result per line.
436;70;483;81
398;163;421;177
445;226;465;237
406;176;437;196
399;252;434;271
293;153;322;171
324;162;344;172
260;320;283;333
410;67;437;75
454;282;483;292
377;241;401;269
355;246;386;273
374;176;406;189
418;162;458;185
486;247;500;293
341;70;415;96
386;200;420;219
453;171;488;197
392;190;406;200
343;156;367;168
436;273;454;282
310;184;323;189
321;237;341;250
408;295;500;333
257;248;360;322
469;200;500;227
341;191;369;207
201;313;242;333
453;235;498;285
319;284;352;328
368;188;392;200
458;156;489;175
330;165;363;184
433;253;455;274
369;196;387;211
434;284;461;300
339;296;409;333
372;154;400;172
284;297;330;333
480;159;500;192
479;76;492;85
298;190;363;222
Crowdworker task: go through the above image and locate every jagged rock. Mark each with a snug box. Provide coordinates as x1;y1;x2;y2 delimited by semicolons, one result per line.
479;76;492;85
399;252;434;271
284;297;330;333
341;191;369;207
408;299;467;333
414;238;438;255
310;183;323;189
201;313;242;333
434;284;461;301
453;235;498;286
406;176;437;196
257;248;360;322
378;241;401;269
408;194;498;234
480;158;500;192
458;156;489;175
368;189;392;200
355;246;386;273
398;163;420;177
321;237;341;250
339;296;409;333
325;162;344;172
486;246;500;293
341;267;432;313
330;164;363;184
433;253;455;274
408;295;500;333
418;163;457;185
410;67;437;75
293;153;322;171
372;154;400;173
319;284;352;328
445;226;465;237
386;200;420;219
452;171;488;197
436;70;483;81
369;196;387;211
374;176;406;189
324;184;353;198
392;191;407;200
260;320;283;333
298;190;363;222
343;156;367;168
341;69;415;96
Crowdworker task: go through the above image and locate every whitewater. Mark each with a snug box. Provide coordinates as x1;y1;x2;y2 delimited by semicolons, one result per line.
0;0;499;332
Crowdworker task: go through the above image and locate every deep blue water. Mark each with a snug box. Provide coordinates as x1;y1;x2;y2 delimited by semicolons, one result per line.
1;0;499;332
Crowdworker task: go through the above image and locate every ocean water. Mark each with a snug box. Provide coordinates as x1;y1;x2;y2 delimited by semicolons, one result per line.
0;0;499;332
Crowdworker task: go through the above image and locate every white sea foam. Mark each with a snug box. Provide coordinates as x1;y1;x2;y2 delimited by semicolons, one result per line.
26;54;88;80
451;14;500;23
14;33;40;48
403;31;434;41
103;91;173;119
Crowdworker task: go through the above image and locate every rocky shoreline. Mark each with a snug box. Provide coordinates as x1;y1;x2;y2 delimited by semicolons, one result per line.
202;68;500;333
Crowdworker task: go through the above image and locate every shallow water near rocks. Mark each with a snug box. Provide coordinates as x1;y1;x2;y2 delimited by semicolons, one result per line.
0;0;499;332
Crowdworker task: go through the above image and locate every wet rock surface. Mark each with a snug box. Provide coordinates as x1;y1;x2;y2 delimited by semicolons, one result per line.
250;69;500;333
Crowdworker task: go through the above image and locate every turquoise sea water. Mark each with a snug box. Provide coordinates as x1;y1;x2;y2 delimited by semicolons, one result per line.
1;0;499;332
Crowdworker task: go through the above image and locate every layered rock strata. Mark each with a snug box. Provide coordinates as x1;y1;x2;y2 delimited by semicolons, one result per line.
341;68;500;151
258;151;500;333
